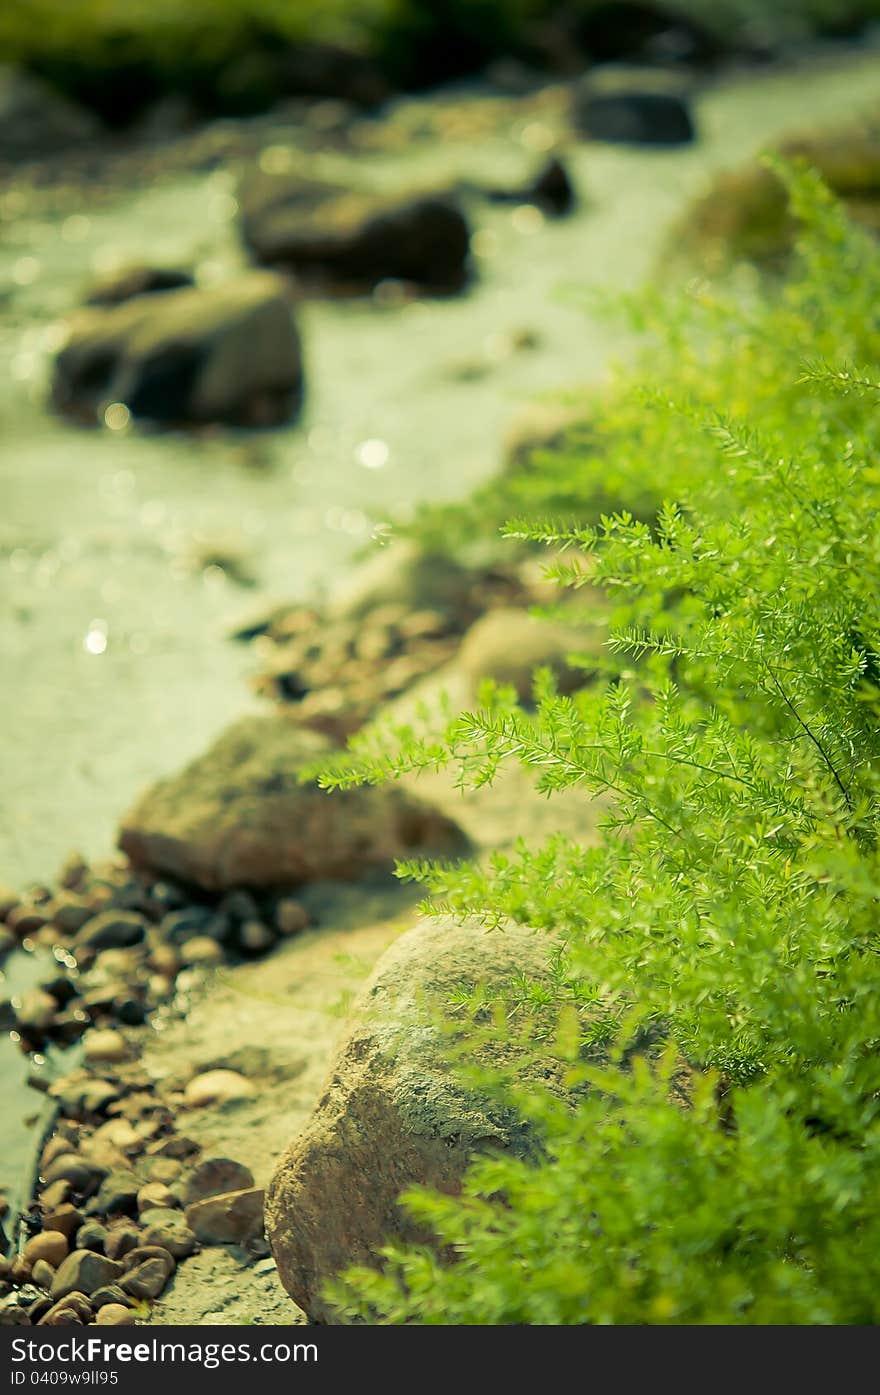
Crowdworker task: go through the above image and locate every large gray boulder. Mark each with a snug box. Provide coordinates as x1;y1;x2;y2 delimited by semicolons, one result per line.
118;715;467;892
266;916;556;1322
51;273;303;427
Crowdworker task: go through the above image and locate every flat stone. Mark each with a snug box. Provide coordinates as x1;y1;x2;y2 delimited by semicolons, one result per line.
185;1189;264;1245
118;714;467;892
183;1157;255;1205
50;1251;124;1300
183;1070;256;1108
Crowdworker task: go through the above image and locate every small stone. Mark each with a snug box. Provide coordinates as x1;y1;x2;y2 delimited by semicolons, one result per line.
50;1251;124;1299
74;1222;108;1253
236;920;275;954
137;1183;178;1213
140;1215;197;1259
157;907;215;944
275;899;310;936
179;937;224;967
147;943;181;977
42;1155;108;1198
38;1292;93;1325
90;1284;134;1310
142;1157;182;1185
82;1029;128;1064
96;1303;137;1325
41;1206;83;1239
27;1297;54;1323
39;1181;72;1210
183;1157;255;1206
24;1232;68;1268
145;1135;200;1159
103;1227;142;1262
74;911;148;951
185;1188;264;1245
50;897;94;934
40;1135;74;1172
59;854;89;890
31;1261;56;1290
184;1070;256;1108
121;1245;175;1277
7;905;49;936
218;890;260;922
14;989;57;1034
120;1258;171;1300
93;1172;140;1218
0;1305;31;1326
10;1258;32;1284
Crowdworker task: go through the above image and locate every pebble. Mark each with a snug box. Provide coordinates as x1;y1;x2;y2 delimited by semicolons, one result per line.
275;899;310;936
237;919;275;954
50;1250;124;1299
7;905;49;936
74;1221;109;1253
137;1183;178;1213
41;1205;84;1239
103;1227;142;1262
10;1258;32;1285
185;1188;264;1245
24;1232;69;1268
96;1303;136;1325
120;1258;171;1300
50;897;94;934
14;989;57;1034
82;1029;128;1063
140;1215;197;1259
179;936;225;966
184;1070;256;1108
75;911;148;951
142;1157;182;1185
42;1155;108;1196
38;1292;93;1325
31;1260;56;1290
92;1171;140;1218
90;1284;134;1310
40;1135;74;1171
147;943;181;977
183;1157;254;1205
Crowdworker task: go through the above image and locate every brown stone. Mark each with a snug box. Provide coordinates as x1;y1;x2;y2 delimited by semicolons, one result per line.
266;917;554;1322
183;1157;254;1205
185;1189;264;1245
95;1303;137;1326
50;1250;124;1299
24;1232;68;1268
118;715;466;892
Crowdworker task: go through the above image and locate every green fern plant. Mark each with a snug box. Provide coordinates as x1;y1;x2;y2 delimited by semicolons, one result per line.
317;163;880;1324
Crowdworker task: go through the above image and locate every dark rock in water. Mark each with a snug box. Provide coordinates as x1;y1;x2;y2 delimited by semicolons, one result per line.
574;69;695;145
117;714;468;892
0;65;100;159
486;156;576;217
51;273;303;428
240;174;471;292
84;266;194;308
575;2;727;66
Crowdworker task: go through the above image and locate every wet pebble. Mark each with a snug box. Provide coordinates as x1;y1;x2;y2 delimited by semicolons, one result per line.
23;1232;68;1268
183;1157;254;1205
82;1028;128;1063
184;1069;256;1108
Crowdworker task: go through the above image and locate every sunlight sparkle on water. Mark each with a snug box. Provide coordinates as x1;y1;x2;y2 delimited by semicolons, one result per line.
84;620;108;655
355;438;390;470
